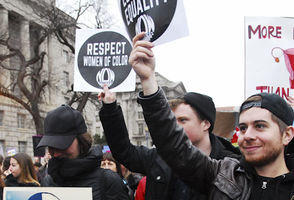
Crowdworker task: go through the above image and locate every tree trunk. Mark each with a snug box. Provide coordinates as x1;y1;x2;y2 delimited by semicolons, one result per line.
31;102;44;135
77;92;90;112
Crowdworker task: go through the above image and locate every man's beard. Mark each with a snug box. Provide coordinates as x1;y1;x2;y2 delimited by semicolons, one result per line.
244;144;283;167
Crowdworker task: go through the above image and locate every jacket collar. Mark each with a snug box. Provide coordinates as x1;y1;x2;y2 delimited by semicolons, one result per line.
209;133;241;159
238;155;294;177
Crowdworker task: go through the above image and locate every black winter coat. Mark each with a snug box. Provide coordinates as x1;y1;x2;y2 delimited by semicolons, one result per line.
41;146;130;200
136;88;294;200
5;174;39;187
99;101;240;200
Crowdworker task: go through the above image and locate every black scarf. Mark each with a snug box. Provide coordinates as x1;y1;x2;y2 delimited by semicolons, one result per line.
48;148;101;185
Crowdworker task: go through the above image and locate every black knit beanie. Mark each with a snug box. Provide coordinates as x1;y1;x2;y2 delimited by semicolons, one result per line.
184;92;216;133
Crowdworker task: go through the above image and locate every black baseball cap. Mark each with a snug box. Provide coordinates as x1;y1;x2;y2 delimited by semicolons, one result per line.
240;93;294;126
37;105;87;150
240;93;294;153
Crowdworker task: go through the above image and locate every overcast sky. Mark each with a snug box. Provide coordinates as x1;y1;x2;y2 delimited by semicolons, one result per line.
148;0;294;107
57;0;294;107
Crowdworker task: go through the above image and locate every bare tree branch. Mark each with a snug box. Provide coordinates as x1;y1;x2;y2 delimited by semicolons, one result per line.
0;85;33;115
0;0;113;134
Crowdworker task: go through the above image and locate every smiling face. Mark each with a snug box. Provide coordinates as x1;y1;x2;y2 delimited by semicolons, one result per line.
238;107;285;167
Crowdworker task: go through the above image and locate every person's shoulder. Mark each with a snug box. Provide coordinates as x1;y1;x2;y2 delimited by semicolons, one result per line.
101;168;122;180
214;135;241;159
40;174;58;187
4;174;18;186
99;168;129;193
87;167;121;183
217;157;242;174
19;182;40;187
138;146;158;158
222;156;240;163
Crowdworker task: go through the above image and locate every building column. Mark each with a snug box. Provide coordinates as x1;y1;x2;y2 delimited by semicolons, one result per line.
20;18;30;60
0;6;9;85
0;6;8;40
46;35;54;103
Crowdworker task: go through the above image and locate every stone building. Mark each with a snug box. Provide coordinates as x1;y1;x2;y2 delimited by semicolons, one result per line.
0;0;186;156
0;0;87;157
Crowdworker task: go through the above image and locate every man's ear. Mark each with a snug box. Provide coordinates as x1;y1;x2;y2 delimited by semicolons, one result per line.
283;126;294;146
202;120;211;132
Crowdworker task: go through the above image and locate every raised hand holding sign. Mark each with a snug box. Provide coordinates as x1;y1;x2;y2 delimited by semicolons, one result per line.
74;29;136;92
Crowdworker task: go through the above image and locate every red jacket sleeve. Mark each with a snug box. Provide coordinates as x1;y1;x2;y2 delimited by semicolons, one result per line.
135;176;146;200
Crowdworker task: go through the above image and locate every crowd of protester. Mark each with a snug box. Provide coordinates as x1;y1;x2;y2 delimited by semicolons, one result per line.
0;149;145;200
0;150;145;200
0;33;294;200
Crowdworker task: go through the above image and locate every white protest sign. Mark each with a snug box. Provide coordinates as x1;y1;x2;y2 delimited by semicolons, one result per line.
6;148;17;156
74;29;136;92
4;187;92;200
245;16;294;99
119;0;189;45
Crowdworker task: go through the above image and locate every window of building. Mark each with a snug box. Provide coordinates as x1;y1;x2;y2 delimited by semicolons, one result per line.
63;71;70;87
95;115;99;122
63;50;70;63
138;123;144;135
0;111;3;126
87;123;92;134
96;127;101;135
138;111;144;119
18;141;27;153
17;113;25;128
0;140;5;156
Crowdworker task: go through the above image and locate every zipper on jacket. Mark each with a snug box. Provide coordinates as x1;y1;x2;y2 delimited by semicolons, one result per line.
261;181;267;189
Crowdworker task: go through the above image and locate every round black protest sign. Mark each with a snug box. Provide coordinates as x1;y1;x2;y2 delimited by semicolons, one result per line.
77;31;132;89
121;0;177;42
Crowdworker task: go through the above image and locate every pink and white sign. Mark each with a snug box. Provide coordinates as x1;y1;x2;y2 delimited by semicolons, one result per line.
245;16;294;99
